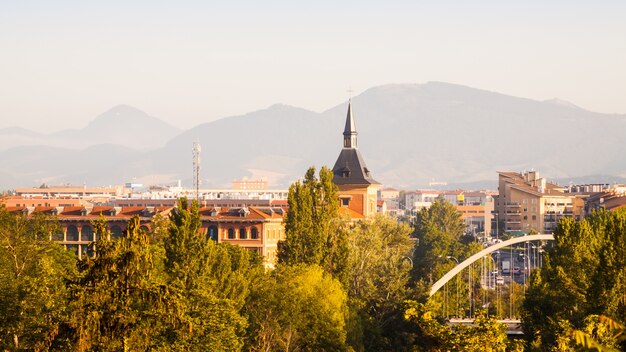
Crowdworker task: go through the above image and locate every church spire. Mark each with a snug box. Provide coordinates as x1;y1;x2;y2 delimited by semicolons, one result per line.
343;101;358;149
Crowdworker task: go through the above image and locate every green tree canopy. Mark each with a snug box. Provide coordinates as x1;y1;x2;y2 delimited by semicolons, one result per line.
277;166;349;280
70;216;165;351
522;209;626;350
345;214;416;351
404;301;522;352
160;197;264;351
0;207;77;351
245;264;349;352
412;197;471;283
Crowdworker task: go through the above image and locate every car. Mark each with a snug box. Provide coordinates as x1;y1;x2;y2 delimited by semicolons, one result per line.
496;277;505;285
513;267;521;275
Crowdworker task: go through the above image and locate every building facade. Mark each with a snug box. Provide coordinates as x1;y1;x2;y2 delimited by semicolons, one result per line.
4;204;285;268
494;171;584;234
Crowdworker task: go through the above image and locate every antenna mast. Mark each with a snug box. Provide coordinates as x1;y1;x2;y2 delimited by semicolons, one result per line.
192;141;201;202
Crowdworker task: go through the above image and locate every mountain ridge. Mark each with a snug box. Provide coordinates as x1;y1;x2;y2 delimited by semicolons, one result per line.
1;82;625;189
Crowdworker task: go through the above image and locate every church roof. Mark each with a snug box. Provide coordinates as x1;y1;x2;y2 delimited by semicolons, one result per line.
332;149;380;185
332;101;380;185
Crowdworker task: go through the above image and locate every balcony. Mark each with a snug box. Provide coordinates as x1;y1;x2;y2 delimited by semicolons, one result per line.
505;202;521;207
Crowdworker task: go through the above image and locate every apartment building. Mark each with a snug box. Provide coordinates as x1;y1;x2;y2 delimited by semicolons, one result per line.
494;171;584;234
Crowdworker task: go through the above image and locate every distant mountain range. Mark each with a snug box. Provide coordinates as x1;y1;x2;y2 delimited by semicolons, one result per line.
0;105;180;151
2;82;626;190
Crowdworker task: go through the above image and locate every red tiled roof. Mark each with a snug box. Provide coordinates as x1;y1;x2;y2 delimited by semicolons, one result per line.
5;206;26;213
60;206;85;216
91;206;114;215
33;206;56;213
118;207;148;216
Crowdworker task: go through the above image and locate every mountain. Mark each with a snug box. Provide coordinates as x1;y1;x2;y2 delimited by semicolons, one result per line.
1;82;626;189
0;105;181;152
49;105;182;150
0;127;45;151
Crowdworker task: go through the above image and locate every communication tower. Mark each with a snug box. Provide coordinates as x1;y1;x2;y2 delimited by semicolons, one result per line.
192;141;201;202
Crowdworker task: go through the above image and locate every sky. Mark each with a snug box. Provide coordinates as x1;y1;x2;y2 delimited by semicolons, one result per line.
1;0;625;133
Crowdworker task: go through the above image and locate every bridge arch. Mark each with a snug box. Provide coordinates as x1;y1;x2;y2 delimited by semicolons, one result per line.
429;234;554;297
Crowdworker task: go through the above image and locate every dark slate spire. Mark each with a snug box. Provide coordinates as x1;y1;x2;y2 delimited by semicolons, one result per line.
332;101;379;185
343;101;358;149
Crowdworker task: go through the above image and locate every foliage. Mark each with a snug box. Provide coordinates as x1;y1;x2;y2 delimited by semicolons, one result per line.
522;209;626;350
345;214;416;351
412;197;473;282
404;301;517;351
0;207;77;350
245;264;349;352
148;212;171;244
412;197;480;316
161;197;260;351
277;166;349;280
70;215;166;351
571;315;626;352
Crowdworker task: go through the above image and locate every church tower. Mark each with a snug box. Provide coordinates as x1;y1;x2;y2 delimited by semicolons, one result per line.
332;101;381;218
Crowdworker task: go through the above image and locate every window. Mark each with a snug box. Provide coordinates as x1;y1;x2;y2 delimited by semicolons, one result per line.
239;228;247;239
66;225;79;242
228;228;235;239
251;227;258;239
341;198;350;207
81;225;93;242
110;225;123;239
532;215;536;220
207;226;218;241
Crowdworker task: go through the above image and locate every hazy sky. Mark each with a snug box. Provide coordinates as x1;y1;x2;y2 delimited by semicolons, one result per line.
1;1;625;133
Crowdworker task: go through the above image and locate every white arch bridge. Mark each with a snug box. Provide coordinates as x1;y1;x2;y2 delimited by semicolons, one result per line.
429;234;555;297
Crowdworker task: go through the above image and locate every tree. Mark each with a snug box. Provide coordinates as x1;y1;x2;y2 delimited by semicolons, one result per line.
70;215;165;351
277;166;349;280
411;198;480;315
0;207;77;351
522;209;626;350
245;265;349;352
404;301;521;351
345;214;416;351
412;197;470;282
571;315;626;352
161;198;260;351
